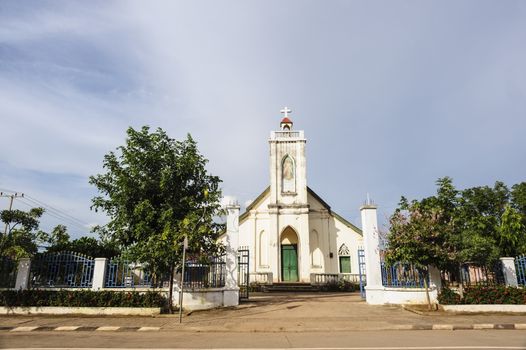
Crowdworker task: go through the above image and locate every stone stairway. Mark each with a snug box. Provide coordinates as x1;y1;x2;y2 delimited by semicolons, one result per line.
262;282;320;293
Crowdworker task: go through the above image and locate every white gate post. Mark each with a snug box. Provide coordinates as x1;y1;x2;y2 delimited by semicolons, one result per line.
500;257;518;287
92;258;107;290
360;201;384;304
15;258;31;290
223;199;240;307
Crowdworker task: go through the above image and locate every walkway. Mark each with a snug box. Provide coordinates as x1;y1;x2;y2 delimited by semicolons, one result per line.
1;293;526;332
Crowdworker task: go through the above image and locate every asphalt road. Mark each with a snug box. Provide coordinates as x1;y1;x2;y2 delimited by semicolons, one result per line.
1;330;526;350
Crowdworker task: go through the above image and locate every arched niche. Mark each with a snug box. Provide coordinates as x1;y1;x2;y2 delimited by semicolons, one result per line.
258;230;269;267
310;230;322;268
281;155;296;193
280;226;299;245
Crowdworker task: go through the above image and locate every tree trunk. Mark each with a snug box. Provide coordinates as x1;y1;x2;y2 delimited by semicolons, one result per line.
167;264;175;314
423;272;432;310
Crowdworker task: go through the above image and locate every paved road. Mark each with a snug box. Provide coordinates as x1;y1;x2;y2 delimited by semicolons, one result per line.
2;293;526;332
2;293;526;349
1;330;526;349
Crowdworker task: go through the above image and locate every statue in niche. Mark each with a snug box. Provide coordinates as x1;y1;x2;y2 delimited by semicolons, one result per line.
282;155;295;193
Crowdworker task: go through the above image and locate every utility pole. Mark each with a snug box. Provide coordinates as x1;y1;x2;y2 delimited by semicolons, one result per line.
0;192;24;235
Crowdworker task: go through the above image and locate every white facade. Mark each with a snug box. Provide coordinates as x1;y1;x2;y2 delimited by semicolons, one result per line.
236;117;363;283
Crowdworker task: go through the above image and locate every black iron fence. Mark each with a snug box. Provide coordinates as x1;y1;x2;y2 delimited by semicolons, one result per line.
30;251;95;288
0;256;17;288
441;262;505;287
183;256;225;289
104;258;155;288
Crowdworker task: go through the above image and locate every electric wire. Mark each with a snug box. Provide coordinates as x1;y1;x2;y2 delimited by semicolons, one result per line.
24;195;88;227
16;198;89;233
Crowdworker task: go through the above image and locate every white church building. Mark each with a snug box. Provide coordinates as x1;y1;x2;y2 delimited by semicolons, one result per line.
233;109;364;283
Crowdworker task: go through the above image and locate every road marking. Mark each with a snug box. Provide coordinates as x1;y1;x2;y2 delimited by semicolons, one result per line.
432;324;454;330
9;326;38;332
137;326;161;331
54;326;80;331
4;347;526;350
95;326;120;331
514;323;526;329
473;324;495;330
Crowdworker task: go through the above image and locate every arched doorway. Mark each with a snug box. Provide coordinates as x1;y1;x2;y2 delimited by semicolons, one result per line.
280;226;299;282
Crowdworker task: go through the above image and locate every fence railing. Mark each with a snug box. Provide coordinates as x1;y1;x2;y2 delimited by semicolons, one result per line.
311;273;363;285
29;252;95;288
381;262;427;288
104;258;154;288
0;256;17;288
183;256;225;289
517;256;526;286
249;272;273;285
441;262;505;287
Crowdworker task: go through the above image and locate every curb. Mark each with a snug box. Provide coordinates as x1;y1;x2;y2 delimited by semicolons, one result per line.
2;326;161;332
1;324;526;332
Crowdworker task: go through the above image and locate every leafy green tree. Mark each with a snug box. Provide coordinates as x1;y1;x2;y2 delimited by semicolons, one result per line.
46;236;120;258
499;205;526;256
387;177;526;299
0;207;48;259
386;179;459;308
89;126;224;311
511;182;526;219
48;224;70;247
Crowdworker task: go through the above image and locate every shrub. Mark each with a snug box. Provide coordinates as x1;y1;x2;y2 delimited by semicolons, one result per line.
438;285;526;305
320;279;358;292
437;287;461;305
0;290;166;308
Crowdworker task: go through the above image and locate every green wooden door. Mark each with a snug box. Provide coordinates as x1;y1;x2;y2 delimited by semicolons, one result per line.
281;245;298;282
339;256;351;273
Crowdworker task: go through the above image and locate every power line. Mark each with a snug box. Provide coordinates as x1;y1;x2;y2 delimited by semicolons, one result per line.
23;195;89;227
0;188;92;233
16;199;89;233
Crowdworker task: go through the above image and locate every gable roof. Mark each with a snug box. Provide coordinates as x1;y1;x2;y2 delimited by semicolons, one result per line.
238;186;362;235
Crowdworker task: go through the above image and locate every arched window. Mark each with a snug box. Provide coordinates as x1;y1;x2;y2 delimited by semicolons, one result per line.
282;155;296;193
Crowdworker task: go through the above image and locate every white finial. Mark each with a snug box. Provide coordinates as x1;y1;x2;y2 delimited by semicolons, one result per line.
280;106;292;118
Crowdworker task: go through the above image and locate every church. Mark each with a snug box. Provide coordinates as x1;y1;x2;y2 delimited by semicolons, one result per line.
235;108;363;283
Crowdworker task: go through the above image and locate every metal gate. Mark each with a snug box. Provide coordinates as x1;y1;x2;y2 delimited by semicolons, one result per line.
358;248;366;299
237;246;250;301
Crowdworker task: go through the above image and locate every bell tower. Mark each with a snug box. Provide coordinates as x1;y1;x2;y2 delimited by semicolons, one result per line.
268;107;310;282
269;107;308;206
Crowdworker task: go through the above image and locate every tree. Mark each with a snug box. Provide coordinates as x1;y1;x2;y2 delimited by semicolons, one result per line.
499;205;526;257
89;126;224;312
387;178;526;302
0;207;48;259
46;225;120;258
385;178;456;309
48;224;70;247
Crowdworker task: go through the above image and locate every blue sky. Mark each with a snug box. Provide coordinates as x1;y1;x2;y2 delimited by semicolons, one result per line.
1;0;525;238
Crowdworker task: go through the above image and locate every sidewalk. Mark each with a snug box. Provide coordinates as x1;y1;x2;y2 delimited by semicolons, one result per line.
1;293;526;332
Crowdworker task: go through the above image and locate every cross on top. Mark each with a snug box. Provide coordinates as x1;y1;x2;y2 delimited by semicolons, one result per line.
280;106;292;118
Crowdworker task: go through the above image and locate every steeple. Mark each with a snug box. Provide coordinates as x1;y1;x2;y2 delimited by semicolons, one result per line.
280;107;293;130
269;107;307;206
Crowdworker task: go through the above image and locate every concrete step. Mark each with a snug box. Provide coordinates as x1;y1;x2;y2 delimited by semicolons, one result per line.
262;283;320;293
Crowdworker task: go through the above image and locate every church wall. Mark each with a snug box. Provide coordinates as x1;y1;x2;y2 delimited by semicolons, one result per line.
332;217;363;275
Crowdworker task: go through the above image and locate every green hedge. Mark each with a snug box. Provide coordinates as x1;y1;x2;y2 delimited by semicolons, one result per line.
438;285;526;305
320;279;358;292
0;290;166;308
